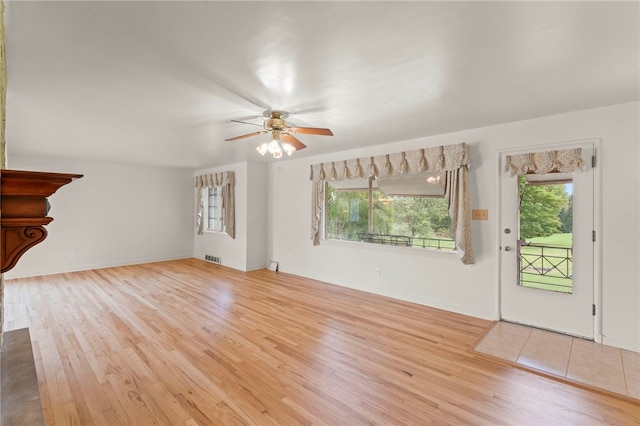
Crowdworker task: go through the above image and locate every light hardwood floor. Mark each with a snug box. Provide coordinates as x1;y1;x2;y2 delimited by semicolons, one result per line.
4;259;639;425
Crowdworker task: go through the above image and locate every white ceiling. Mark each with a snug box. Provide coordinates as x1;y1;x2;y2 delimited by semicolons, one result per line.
4;1;639;169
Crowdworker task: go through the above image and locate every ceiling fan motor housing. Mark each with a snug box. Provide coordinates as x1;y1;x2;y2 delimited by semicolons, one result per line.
264;118;287;131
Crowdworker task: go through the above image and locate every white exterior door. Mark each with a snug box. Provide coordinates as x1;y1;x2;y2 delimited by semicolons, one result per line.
500;143;595;338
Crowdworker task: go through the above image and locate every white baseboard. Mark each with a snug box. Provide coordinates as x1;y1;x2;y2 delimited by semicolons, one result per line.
245;263;268;271
602;336;640;353
3;254;192;279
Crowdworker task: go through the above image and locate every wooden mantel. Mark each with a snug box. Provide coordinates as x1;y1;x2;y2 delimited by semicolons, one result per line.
0;169;83;273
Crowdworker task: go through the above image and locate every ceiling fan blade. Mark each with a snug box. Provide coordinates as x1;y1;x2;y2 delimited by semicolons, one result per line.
225;130;267;141
231;119;262;127
234;114;263;122
282;133;307;151
288;127;334;136
289;106;327;116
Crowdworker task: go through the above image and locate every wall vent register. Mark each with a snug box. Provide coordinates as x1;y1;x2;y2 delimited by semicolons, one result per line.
204;255;221;264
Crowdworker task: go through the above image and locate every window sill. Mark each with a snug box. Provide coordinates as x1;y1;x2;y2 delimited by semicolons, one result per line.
321;238;459;259
203;230;229;236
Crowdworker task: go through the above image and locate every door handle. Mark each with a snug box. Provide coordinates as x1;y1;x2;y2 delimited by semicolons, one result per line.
504;246;512;251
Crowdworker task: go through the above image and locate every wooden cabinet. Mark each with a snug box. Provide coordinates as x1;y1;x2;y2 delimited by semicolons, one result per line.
1;169;82;273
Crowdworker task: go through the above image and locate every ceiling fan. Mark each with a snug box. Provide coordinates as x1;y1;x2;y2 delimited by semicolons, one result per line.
225;110;333;158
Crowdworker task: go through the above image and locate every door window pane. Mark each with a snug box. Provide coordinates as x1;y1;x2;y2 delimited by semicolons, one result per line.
518;176;573;293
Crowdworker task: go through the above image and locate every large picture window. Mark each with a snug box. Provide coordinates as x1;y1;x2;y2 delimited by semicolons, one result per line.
310;143;473;264
326;175;455;250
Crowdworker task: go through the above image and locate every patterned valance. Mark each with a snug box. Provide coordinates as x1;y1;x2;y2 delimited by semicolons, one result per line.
195;171;234;188
310;143;469;182
504;147;585;176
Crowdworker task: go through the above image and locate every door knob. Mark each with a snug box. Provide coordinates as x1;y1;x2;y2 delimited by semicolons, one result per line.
504;246;512;251
504;228;511;234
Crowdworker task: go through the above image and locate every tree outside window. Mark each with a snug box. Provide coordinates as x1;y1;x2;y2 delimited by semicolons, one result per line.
326;176;454;250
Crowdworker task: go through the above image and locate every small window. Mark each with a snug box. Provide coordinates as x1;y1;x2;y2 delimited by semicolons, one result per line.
204;187;225;232
325;174;455;250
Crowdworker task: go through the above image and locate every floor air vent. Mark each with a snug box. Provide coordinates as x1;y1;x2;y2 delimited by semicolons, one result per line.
204;255;221;264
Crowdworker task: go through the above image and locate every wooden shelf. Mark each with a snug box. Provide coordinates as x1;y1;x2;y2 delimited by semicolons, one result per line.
1;169;83;273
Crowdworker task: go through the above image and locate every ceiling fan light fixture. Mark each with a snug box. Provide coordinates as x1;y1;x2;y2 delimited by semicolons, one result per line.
257;134;289;158
256;143;269;156
282;142;296;156
267;138;281;154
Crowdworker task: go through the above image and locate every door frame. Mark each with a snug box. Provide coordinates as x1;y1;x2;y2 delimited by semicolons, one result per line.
495;137;602;342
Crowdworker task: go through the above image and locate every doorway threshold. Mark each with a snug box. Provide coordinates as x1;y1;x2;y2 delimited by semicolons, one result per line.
473;321;639;400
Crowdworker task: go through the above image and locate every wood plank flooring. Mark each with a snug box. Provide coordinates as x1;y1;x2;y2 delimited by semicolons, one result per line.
4;259;639;425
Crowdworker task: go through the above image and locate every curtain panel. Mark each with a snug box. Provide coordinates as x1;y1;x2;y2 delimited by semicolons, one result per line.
194;171;236;239
309;142;474;264
195;187;205;235
504;147;585;176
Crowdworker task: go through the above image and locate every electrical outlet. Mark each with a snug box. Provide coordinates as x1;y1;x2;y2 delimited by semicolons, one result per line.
68;252;75;260
374;268;381;277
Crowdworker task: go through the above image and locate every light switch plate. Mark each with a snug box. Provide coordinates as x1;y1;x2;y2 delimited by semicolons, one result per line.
472;209;489;220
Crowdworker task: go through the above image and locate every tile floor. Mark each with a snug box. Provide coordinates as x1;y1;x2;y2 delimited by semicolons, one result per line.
474;321;640;399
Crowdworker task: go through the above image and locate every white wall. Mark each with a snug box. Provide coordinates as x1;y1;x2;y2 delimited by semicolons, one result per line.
193;161;269;271
5;155;194;278
267;102;640;352
246;162;269;270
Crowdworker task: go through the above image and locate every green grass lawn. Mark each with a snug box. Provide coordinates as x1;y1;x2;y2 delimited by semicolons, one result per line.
519;233;573;293
527;233;572;248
